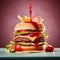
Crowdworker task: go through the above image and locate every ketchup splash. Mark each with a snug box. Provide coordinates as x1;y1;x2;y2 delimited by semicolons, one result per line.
29;3;39;49
35;31;40;49
31;22;39;30
29;3;39;29
29;2;32;22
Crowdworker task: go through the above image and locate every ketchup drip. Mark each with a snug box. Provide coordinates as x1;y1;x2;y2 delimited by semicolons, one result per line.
29;3;39;29
31;22;39;30
34;31;40;49
29;3;39;49
29;2;32;22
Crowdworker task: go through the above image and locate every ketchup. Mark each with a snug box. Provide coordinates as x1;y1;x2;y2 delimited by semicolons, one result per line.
29;3;40;49
34;31;39;49
29;2;32;22
31;22;39;29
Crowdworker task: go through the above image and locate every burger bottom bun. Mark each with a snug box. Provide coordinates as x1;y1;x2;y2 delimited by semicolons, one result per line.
17;45;46;53
6;45;47;53
21;45;46;51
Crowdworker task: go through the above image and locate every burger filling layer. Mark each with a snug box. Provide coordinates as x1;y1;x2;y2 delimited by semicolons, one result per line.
13;29;48;46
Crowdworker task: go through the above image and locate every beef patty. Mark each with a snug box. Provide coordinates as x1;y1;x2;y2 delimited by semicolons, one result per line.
14;37;31;43
13;36;44;43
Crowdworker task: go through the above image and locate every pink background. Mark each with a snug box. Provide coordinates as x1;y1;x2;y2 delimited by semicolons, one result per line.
0;0;60;47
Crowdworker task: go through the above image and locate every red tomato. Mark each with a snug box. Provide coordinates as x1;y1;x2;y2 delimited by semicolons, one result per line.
18;30;27;32
26;31;39;37
15;44;22;51
46;45;54;52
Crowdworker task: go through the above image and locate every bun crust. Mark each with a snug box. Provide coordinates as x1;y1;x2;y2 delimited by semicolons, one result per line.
6;45;46;53
21;45;46;51
14;23;36;31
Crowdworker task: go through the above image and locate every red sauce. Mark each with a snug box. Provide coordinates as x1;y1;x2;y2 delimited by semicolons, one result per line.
29;2;32;22
34;31;39;49
30;22;40;49
31;22;39;29
29;3;39;30
29;3;39;50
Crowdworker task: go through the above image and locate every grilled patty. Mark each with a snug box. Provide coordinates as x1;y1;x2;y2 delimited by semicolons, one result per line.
14;37;31;43
14;37;44;43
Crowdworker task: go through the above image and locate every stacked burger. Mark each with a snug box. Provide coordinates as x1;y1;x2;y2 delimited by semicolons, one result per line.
6;3;54;53
13;16;47;51
6;16;50;53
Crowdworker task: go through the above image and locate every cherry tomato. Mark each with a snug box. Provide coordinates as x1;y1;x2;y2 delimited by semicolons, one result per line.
46;45;54;52
15;44;22;51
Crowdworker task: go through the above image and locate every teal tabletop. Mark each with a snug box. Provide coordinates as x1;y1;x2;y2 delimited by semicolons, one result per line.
0;48;60;59
0;48;60;58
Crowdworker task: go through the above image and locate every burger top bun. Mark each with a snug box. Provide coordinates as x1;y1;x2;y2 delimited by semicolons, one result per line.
14;23;36;31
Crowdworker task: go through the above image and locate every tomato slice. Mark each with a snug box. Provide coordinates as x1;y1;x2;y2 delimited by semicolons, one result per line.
15;44;22;51
18;30;27;32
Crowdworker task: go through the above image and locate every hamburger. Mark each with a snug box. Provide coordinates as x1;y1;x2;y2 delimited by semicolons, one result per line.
13;22;45;51
6;16;49;53
6;2;54;52
6;15;49;53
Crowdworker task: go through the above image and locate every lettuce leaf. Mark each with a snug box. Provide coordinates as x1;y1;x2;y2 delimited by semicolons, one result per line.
13;31;30;35
41;31;48;39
